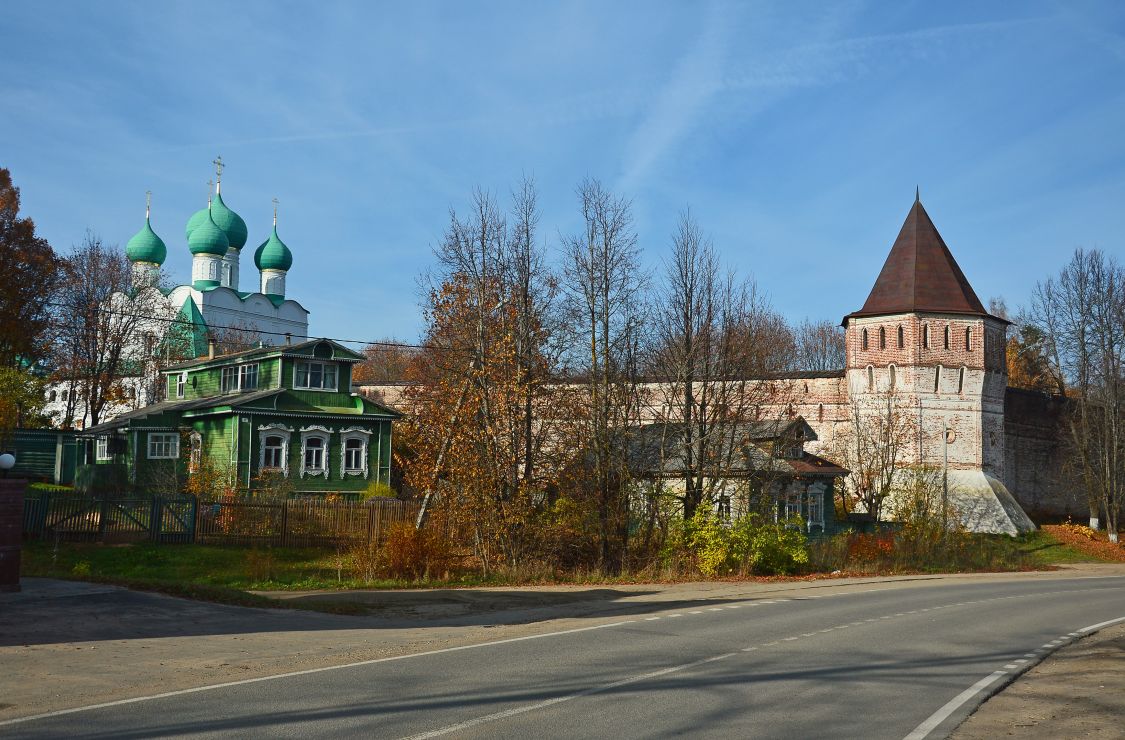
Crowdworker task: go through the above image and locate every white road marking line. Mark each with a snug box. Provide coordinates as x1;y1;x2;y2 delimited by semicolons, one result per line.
1014;659;1027;664
1080;615;1125;633
903;671;1008;740
782;637;799;641
1004;664;1019;670
708;608;723;612
689;611;703;614
741;647;757;652
668;614;683;618
0;618;641;729
402;651;740;740
904;613;1125;740
645;617;661;621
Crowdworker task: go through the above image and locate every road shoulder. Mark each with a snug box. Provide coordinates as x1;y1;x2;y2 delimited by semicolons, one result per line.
953;622;1125;739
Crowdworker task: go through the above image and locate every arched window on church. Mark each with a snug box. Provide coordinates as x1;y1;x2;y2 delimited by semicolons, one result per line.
897;325;904;348
923;324;930;349
867;365;874;391
958;366;966;394
934;365;942;393
879;327;886;349
944;325;951;350
965;327;972;351
862;328;869;350
888;364;896;390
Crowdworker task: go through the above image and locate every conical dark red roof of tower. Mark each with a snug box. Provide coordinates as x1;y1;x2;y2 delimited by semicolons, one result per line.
847;199;988;320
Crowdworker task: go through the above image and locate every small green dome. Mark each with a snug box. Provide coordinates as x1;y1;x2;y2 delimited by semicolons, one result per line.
254;226;293;271
188;210;230;256
210;192;248;250
126;218;167;265
185;207;210;241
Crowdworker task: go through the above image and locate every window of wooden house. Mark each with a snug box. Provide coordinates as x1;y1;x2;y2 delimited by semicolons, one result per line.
176;372;186;399
340;428;373;477
189;432;202;473
344;438;364;472
303;437;325;472
147;433;179;459
263;436;285;469
239;363;258;391
221;366;238;393
96;436;111;461
294;361;338;391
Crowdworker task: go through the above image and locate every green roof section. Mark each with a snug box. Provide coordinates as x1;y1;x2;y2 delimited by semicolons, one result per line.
126;217;167;265
254;226;293;272
209;191;248;250
173;297;210;358
187;209;230;256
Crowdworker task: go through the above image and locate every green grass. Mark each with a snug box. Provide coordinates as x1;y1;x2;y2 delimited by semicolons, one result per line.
1013;529;1110;566
19;528;1104;614
20;541;495;607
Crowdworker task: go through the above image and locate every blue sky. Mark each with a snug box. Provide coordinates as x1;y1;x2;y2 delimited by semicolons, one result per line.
4;1;1124;344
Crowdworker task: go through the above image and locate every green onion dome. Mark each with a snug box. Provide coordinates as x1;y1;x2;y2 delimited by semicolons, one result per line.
187;210;230;256
184;206;210;241
209;192;248;250
126;218;167;265
254;226;293;271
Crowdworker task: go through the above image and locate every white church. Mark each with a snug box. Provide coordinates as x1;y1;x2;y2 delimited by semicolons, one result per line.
46;161;309;428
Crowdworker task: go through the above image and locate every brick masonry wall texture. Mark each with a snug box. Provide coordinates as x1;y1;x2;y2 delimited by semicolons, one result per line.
358;316;1069;522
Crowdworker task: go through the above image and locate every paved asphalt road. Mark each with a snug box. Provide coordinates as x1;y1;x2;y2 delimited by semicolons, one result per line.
5;575;1124;739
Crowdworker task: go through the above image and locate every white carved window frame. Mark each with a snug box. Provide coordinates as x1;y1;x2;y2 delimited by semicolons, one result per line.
299;425;332;479
339;426;372;479
188;431;202;473
258;423;293;478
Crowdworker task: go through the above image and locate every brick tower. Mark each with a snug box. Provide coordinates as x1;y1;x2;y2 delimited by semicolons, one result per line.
841;195;1033;534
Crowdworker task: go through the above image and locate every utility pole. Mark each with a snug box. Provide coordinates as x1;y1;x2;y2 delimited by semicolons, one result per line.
942;422;951;533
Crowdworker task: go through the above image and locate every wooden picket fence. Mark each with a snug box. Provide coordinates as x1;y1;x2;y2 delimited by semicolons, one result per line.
23;491;421;547
195;497;421;547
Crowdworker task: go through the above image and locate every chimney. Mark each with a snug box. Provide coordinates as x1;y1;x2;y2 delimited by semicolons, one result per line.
208;338;215;359
284;333;292;346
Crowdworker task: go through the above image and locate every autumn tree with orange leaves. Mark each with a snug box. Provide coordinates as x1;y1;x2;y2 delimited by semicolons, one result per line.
399;180;564;573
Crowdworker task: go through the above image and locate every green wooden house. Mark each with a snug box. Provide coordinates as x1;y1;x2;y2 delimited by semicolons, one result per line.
77;339;399;495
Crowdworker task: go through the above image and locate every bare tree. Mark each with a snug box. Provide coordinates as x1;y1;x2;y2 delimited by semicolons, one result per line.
404;180;560;569
792;318;845;372
648;209;791;519
831;389;915;522
561;178;647;572
52;233;177;427
1030;249;1125;538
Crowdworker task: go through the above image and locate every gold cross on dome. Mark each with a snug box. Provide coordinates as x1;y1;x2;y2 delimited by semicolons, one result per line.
213;155;224;182
145;190;152;218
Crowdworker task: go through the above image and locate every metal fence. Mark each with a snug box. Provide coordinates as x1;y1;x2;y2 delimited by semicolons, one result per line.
23;492;421;547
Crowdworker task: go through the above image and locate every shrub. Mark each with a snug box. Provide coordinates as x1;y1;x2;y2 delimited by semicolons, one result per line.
351;520;459;581
360;481;397;500
663;509;809;577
